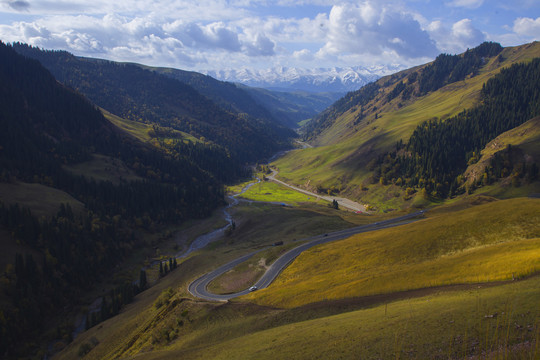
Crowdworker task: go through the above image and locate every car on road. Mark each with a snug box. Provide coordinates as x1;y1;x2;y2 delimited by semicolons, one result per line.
249;286;258;292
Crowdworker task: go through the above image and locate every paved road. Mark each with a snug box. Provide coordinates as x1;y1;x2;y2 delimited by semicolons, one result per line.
188;210;426;301
267;169;367;213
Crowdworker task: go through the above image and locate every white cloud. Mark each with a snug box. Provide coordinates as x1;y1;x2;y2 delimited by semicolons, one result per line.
319;1;437;60
446;0;484;9
243;32;275;56
293;48;314;61
513;17;540;38
165;21;242;51
427;19;485;53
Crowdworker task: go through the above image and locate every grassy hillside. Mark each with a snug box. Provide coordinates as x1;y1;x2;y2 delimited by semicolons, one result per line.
54;202;540;360
138;276;540;360
273;42;540;207
51;192;540;360
464;117;540;195
246;197;540;308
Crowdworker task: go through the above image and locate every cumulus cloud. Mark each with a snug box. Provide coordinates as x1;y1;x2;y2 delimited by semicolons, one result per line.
243;32;275;56
513;17;540;38
446;0;484;9
427;19;485;53
293;49;314;61
165;21;242;51
319;1;437;60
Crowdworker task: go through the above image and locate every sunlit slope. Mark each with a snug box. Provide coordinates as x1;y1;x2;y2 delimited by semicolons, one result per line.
246;198;540;308
141;276;540;360
464;117;540;186
274;42;540;197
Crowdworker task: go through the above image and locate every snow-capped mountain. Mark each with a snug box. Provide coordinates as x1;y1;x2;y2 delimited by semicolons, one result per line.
203;65;403;93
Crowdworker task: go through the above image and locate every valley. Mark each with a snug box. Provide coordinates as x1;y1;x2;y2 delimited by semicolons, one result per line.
0;39;539;360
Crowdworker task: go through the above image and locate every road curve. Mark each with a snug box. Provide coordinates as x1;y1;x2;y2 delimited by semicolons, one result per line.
188;210;426;301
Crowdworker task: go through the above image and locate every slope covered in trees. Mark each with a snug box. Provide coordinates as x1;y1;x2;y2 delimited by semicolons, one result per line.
272;42;540;208
0;41;228;357
372;58;540;198
143;66;286;125
13;43;295;165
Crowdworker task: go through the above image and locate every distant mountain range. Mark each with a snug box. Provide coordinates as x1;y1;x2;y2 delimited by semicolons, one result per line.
203;65;403;93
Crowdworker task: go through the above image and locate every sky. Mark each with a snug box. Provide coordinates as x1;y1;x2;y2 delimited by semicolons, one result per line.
0;0;539;72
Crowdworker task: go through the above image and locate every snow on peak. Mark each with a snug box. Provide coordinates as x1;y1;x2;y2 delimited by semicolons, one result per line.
202;65;402;93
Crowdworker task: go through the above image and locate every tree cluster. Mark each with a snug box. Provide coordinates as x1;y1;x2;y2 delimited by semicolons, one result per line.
159;257;178;278
418;42;503;95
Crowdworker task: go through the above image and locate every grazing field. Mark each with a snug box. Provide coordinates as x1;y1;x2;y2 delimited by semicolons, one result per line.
0;181;84;218
246;198;540;308
237;180;328;206
64;153;144;184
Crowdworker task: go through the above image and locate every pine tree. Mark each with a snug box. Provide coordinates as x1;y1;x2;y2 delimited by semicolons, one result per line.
139;269;147;290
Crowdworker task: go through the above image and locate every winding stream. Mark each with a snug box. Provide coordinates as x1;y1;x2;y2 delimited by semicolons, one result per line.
177;178;259;259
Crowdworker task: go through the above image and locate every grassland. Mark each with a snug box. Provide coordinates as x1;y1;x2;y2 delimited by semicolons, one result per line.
64;153;144;185
246;198;540;308
0;181;84;218
104;110;200;144
140;276;540;360
237;179;328;206
63;262;540;360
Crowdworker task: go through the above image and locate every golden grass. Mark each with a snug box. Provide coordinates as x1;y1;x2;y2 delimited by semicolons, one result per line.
103;110;153;142
246;198;540;308
104;109;200;144
122;275;540;360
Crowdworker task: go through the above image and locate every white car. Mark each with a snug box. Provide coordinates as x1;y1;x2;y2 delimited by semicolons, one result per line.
249;286;258;292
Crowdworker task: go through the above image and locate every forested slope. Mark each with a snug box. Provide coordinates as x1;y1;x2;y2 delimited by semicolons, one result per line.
13;43;295;164
0;41;225;358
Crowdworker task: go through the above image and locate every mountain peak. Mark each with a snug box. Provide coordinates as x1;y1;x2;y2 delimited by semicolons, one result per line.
202;65;403;93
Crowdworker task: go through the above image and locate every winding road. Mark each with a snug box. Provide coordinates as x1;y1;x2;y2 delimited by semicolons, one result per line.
188;210;426;301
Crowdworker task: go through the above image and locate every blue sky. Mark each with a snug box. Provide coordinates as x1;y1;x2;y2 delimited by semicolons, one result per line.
0;0;538;72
